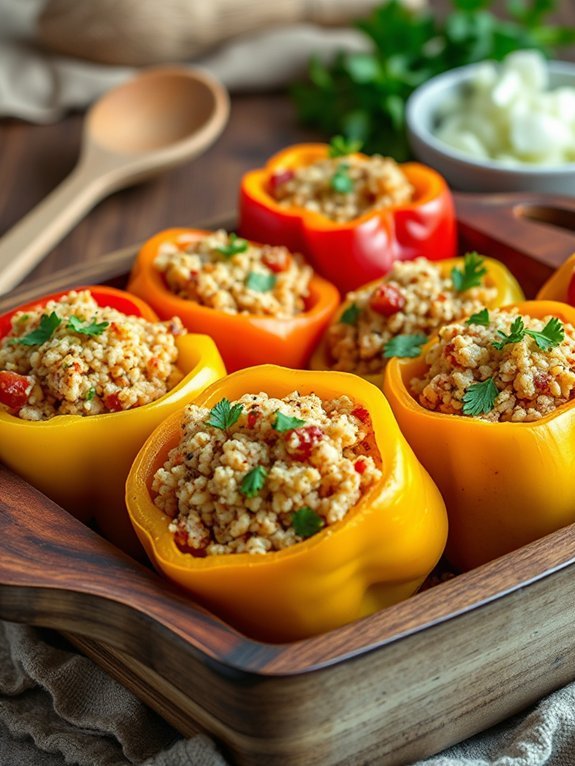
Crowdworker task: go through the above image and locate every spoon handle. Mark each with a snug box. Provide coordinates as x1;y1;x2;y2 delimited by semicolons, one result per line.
0;161;106;296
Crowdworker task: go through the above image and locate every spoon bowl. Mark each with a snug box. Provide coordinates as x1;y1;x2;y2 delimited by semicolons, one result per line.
0;67;229;294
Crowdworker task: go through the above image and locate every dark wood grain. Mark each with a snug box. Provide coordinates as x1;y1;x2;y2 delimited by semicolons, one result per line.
3;463;575;765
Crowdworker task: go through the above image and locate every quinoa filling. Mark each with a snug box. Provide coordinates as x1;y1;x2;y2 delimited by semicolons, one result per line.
154;230;312;319
153;391;382;555
0;290;184;420
269;154;414;223
326;257;497;375
411;308;575;422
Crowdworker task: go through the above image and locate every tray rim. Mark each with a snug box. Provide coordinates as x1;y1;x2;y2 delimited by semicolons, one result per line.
2;213;575;678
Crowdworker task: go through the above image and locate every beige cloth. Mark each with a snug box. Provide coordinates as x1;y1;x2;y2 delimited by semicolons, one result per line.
0;0;371;123
1;619;575;765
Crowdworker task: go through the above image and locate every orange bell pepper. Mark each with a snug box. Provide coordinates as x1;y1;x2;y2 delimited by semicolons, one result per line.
0;285;225;558
238;143;457;292
126;365;448;642
127;228;340;372
311;255;525;387
383;300;575;571
536;252;575;303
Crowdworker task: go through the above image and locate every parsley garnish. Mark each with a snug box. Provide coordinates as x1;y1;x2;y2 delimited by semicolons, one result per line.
330;162;354;193
525;317;564;351
84;387;96;401
492;316;526;350
246;272;277;292
462;377;499;417
340;302;361;325
11;312;61;346
206;398;244;430
383;333;427;358
492;316;564;352
466;308;490;327
292;506;324;538
67;316;109;336
273;411;306;432
240;466;268;498
216;233;248;257
451;252;487;293
328;135;363;158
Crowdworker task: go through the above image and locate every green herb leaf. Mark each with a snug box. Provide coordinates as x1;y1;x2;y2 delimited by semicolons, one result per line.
240;465;268;498
246;271;277;292
273;411;306;432
216;232;249;257
383;333;428;358
466;308;490;326
330;163;354;193
462;377;499;416
292;506;324;538
67;315;109;336
340;302;362;325
492;316;525;350
328;135;363;157
525;317;564;351
84;387;96;401
11;312;61;346
451;252;487;292
206;398;244;430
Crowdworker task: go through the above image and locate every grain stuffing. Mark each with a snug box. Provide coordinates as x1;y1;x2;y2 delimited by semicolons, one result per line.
152;391;382;555
411;308;575;422
0;290;183;420
269;154;414;222
326;258;497;375
154;230;312;318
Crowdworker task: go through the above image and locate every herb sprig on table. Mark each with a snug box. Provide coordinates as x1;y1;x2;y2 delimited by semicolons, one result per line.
292;0;575;159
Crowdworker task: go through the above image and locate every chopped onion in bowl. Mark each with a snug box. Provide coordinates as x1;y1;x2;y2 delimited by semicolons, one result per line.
434;51;575;167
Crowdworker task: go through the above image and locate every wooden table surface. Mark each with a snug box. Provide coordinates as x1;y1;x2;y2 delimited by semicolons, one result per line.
1;1;575;290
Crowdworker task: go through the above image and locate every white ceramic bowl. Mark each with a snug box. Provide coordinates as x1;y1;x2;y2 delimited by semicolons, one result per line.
406;60;575;195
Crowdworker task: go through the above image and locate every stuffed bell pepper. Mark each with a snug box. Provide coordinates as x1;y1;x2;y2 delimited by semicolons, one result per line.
0;285;225;557
384;300;575;571
537;252;575;303
311;252;524;386
126;365;448;642
239;138;457;292
128;228;339;372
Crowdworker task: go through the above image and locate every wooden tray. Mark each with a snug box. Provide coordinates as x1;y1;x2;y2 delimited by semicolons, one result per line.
2;195;575;766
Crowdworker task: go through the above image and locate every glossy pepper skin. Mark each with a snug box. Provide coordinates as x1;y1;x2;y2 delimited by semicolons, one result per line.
238;143;457;292
127;228;340;373
125;365;447;642
310;255;525;387
383;300;575;572
0;285;226;558
536;253;575;304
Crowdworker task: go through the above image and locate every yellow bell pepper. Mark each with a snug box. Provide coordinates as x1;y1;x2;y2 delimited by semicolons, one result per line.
125;365;447;642
310;255;524;387
536;252;575;303
383;300;575;571
0;285;226;558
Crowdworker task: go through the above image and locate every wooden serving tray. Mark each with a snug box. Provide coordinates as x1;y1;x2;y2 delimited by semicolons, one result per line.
2;196;575;766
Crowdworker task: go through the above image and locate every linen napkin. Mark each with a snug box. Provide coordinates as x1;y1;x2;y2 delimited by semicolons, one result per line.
1;618;575;766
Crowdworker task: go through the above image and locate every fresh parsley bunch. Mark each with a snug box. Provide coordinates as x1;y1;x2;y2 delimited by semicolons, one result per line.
292;0;575;159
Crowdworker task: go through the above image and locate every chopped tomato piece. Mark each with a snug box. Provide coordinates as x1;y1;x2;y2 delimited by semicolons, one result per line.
0;371;31;411
247;409;260;428
268;169;295;194
104;392;123;412
354;459;367;474
287;425;324;461
262;248;292;273
369;284;406;316
351;406;370;424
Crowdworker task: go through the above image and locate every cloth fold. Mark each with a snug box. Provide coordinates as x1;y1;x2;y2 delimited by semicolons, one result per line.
1;619;575;765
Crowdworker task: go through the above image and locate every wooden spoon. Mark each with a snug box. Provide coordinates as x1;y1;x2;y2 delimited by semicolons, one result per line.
0;66;229;295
